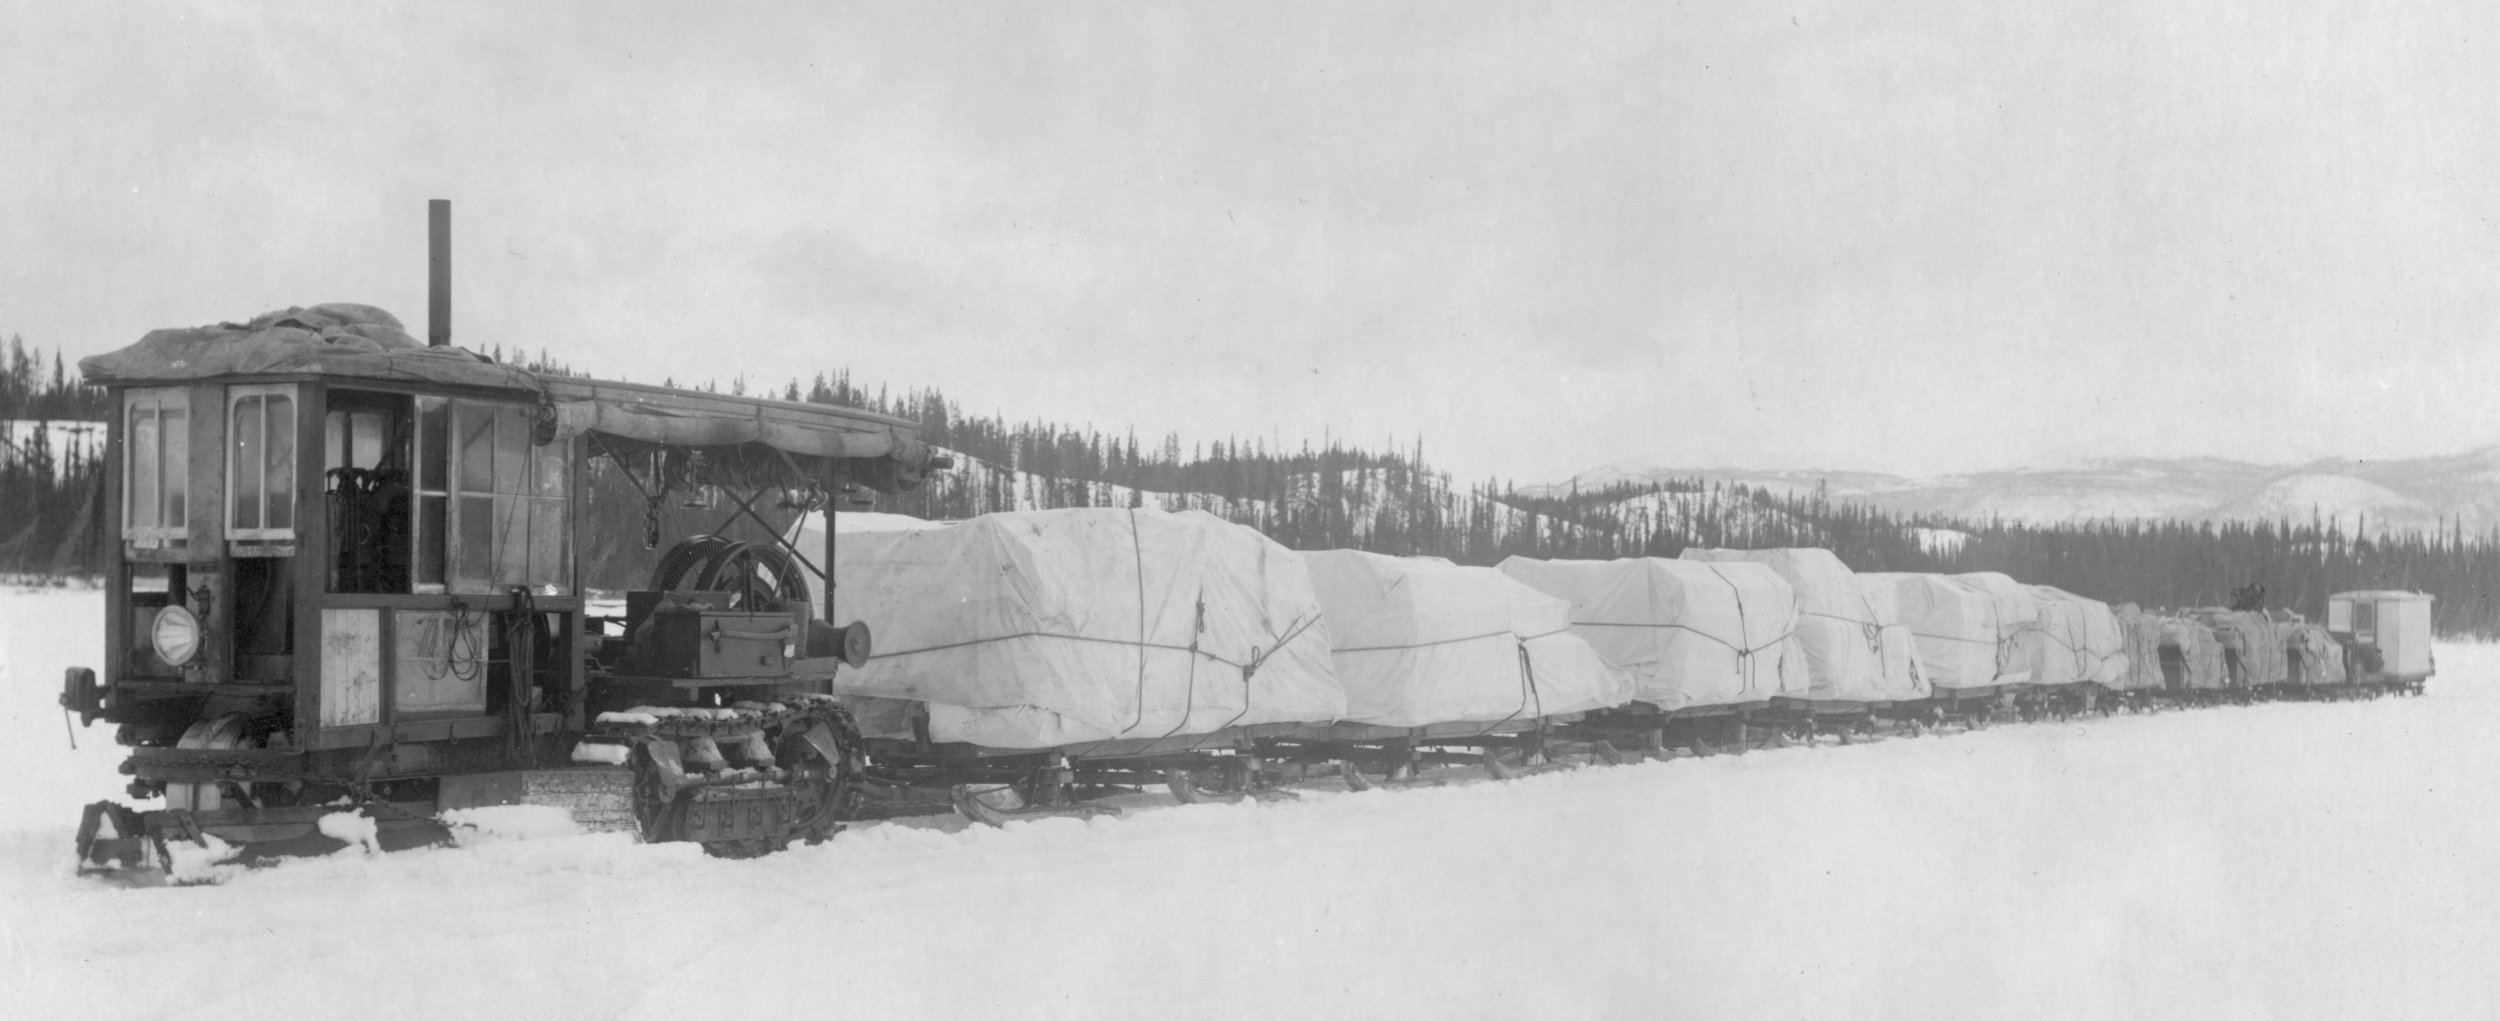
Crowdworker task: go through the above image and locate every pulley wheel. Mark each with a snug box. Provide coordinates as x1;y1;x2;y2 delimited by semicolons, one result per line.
839;620;872;668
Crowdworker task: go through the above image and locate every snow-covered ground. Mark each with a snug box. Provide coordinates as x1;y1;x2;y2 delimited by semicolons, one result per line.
4;586;2498;1020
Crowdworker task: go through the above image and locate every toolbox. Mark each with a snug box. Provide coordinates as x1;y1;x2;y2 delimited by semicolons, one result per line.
646;607;799;679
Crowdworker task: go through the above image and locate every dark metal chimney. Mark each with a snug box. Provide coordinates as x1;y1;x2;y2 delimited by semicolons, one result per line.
428;199;451;347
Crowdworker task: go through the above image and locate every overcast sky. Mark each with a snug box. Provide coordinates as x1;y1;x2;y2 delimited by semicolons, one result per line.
4;2;2496;483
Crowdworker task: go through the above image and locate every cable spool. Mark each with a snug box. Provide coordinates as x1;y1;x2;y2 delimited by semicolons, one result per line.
838;620;872;668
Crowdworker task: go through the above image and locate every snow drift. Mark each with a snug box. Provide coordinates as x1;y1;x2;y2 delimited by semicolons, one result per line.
827;508;1345;748
1495;556;1809;711
1301;550;1628;726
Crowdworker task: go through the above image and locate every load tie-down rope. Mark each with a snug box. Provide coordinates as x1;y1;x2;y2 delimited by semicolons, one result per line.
1482;638;1549;739
1798;609;1885;655
1565;620;1798;693
1335;627;1547;654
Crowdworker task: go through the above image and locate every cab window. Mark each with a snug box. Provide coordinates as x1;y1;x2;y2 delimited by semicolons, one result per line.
448;401;570;594
226;385;297;540
122;388;189;544
324;390;415;593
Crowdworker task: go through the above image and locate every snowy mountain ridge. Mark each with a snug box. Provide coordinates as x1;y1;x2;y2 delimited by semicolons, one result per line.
1530;444;2500;536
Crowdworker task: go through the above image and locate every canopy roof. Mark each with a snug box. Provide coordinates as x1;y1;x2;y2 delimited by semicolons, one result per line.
2329;590;2433;603
82;304;937;490
80;304;537;391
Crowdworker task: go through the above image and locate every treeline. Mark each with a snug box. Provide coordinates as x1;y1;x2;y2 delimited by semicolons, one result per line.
1524;481;2500;638
7;348;2495;638
0;336;110;420
0;338;108;577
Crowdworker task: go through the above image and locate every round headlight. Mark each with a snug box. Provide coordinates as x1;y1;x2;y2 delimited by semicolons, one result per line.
152;604;201;667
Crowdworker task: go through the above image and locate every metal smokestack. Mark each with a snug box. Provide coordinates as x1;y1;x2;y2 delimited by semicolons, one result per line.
427;199;451;347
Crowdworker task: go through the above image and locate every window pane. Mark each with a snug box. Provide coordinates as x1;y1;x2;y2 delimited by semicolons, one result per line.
457;404;495;493
351;411;384;470
528;497;569;591
325;411;345;470
160;408;186;528
232;396;262;530
453;494;494;592
494;407;527;495
418;398;449;492
533;442;569;499
264;395;294;530
128;406;158;530
417;494;447;586
493;495;528;586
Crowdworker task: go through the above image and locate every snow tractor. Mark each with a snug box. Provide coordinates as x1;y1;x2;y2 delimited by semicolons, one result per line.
58;204;947;875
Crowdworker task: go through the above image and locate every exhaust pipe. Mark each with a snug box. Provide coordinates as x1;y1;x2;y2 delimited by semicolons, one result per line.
428;199;451;347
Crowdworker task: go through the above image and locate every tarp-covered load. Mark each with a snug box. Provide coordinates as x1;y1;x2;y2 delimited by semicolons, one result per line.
1949;572;2041;687
2187;609;2287;689
2112;604;2169;691
80;304;541;391
1496;557;1809;711
1680;548;1929;702
828;508;1345;749
2280;621;2349;687
1863;573;2001;690
2161;617;2230;690
1853;575;1929;696
1301;551;1630;726
2028;585;2128;687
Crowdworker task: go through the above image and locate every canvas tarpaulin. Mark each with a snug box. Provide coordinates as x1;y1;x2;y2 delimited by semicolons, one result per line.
2188;609;2287;688
1949;572;2042;687
80;304;541;392
2112;604;2169;691
2160;617;2230;690
541;379;929;464
1863;573;2001;690
2028;585;2128;687
1680;548;1929;702
1301;550;1629;726
827;508;1345;749
1495;556;1809;711
1854;575;1929;696
2281;621;2349;687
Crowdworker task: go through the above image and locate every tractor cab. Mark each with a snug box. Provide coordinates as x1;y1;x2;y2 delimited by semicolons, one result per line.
62;303;944;870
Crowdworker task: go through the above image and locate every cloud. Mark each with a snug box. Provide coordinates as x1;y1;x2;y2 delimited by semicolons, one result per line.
3;1;2497;482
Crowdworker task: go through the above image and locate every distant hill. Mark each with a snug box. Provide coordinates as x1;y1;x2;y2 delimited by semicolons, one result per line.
1531;446;2500;536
